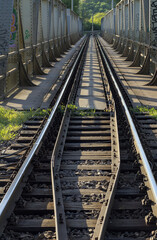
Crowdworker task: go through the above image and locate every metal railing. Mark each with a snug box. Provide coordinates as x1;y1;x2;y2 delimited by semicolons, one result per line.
0;35;86;235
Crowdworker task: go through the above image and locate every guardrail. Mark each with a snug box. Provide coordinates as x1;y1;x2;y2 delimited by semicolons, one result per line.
0;0;83;99
101;0;157;78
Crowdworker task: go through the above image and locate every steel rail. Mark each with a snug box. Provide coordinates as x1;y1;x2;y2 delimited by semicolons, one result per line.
0;35;86;232
51;36;89;240
97;35;157;204
92;40;120;238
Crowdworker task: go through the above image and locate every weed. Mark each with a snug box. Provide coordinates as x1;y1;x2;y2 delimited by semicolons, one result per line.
58;104;109;116
131;106;157;120
0;107;50;142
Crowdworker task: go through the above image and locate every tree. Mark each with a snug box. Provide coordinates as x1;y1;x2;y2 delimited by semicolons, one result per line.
62;0;120;30
89;12;105;26
62;0;80;14
79;0;120;30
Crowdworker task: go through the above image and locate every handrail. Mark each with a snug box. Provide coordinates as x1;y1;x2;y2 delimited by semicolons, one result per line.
0;35;69;59
0;55;7;60
0;35;86;232
103;33;157;52
98;35;157;204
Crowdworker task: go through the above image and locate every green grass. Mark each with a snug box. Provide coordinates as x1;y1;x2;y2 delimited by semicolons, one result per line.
131;106;157;119
0;107;50;141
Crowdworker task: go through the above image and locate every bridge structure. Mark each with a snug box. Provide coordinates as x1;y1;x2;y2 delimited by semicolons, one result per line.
0;0;82;100
0;1;157;238
101;0;157;85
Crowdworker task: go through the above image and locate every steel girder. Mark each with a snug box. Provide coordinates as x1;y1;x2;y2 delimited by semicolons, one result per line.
0;0;82;99
101;0;157;80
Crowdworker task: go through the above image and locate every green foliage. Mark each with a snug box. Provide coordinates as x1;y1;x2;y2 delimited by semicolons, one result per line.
73;109;110;116
88;12;106;30
62;0;120;30
0;107;50;141
73;109;97;116
61;0;80;14
79;0;120;30
58;104;78;114
89;12;106;25
59;104;109;116
131;106;157;119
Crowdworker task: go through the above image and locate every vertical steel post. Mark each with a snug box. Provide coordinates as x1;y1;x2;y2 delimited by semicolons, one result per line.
0;0;14;99
92;14;94;32
111;0;115;35
133;0;140;41
141;0;149;45
113;6;116;35
128;0;131;39
124;0;129;38
149;0;157;47
71;0;73;11
111;0;114;9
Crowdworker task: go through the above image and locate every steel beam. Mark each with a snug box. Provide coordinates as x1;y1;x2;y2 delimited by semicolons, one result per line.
101;0;157;75
0;0;14;98
0;0;82;99
150;0;157;47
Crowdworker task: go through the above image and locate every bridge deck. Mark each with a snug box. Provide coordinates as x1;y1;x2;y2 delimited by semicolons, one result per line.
0;39;83;110
75;36;107;110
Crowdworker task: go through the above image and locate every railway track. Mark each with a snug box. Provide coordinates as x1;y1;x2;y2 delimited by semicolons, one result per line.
0;116;45;201
0;35;157;240
0;36;86;205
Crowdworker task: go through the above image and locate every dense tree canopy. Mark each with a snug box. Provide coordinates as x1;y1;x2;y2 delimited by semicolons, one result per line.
62;0;80;14
80;0;120;30
62;0;120;30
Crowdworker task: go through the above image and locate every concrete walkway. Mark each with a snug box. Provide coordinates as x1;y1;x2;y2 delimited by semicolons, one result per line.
101;38;157;108
0;38;83;110
75;36;107;110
